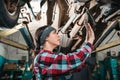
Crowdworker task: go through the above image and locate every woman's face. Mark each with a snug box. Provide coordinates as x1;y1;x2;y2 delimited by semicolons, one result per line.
46;30;60;47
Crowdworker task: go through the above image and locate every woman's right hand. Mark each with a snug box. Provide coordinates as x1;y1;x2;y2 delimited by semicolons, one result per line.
85;23;95;44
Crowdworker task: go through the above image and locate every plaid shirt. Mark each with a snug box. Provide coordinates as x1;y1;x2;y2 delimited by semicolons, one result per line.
33;42;94;80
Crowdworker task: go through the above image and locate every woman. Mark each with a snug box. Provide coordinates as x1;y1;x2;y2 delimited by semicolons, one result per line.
33;23;95;80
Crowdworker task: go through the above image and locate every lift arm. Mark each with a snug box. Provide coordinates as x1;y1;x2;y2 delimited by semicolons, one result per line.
0;36;28;50
93;39;120;53
0;24;23;37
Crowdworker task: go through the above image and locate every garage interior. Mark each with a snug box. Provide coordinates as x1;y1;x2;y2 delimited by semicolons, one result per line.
0;0;120;80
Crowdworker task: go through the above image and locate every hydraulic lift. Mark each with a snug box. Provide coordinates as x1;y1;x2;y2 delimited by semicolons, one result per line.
0;22;34;80
92;20;120;80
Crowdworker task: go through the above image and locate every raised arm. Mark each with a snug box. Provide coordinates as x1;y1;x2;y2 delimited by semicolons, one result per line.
84;23;95;44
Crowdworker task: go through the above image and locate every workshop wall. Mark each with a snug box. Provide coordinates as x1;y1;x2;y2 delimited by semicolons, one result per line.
96;29;120;61
0;31;28;69
95;29;120;79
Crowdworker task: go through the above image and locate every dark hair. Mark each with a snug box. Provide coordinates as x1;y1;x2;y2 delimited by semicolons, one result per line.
35;25;56;52
35;25;48;50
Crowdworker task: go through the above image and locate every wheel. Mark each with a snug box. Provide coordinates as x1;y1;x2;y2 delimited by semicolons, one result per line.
0;0;20;28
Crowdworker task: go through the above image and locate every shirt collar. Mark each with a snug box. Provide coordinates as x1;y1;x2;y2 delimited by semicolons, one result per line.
39;49;54;54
